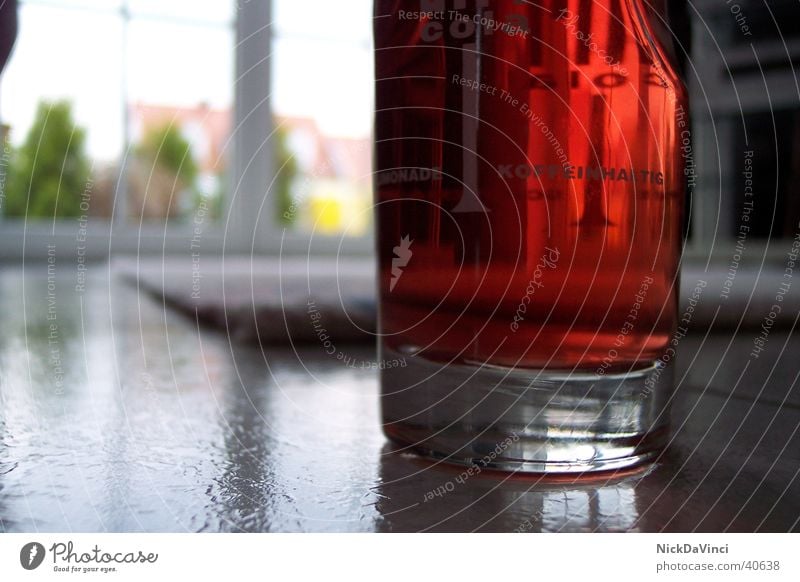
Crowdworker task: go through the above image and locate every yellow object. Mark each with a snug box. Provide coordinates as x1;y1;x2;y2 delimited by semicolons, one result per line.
305;178;370;236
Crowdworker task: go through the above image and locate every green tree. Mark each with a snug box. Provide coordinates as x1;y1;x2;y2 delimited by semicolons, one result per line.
275;124;298;226
130;123;199;219
4;100;91;218
136;123;198;186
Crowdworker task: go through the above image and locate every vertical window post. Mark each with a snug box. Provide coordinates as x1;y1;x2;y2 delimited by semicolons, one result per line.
229;0;273;254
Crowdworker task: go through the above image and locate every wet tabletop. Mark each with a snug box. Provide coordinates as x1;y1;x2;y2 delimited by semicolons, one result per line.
0;264;798;533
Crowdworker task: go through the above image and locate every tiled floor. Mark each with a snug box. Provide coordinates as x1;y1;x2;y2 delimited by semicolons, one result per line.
0;264;797;532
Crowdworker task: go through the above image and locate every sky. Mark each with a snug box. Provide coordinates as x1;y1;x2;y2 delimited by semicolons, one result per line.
0;0;374;162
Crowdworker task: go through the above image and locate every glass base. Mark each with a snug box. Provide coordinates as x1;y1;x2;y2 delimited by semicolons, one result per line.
380;347;673;474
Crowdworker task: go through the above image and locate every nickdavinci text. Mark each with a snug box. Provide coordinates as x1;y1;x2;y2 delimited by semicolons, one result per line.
657;544;729;554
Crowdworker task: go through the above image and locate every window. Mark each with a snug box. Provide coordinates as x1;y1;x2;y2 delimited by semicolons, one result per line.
1;0;124;221
687;0;800;261
124;0;234;226
271;0;373;238
0;0;376;258
9;1;795;262
0;0;237;257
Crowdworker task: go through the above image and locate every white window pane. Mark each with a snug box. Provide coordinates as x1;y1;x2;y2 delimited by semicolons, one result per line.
127;21;233;109
273;0;371;43
2;5;124;161
128;0;234;24
271;0;373;236
22;0;122;12
125;15;234;223
273;38;372;138
1;4;124;219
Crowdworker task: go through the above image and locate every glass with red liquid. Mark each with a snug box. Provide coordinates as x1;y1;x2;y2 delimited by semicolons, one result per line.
374;0;687;472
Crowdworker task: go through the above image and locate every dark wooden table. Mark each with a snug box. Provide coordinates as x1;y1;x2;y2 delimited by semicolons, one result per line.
0;265;797;532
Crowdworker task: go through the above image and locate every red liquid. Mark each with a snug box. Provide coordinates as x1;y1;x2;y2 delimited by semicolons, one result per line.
375;0;686;370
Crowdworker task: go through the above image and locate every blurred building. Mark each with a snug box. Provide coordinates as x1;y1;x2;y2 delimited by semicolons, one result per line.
130;103;372;232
